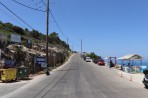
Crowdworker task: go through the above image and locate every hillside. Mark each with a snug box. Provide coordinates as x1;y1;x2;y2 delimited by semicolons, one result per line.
0;21;69;50
0;21;71;74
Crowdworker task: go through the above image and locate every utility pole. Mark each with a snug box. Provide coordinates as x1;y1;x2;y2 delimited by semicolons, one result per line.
46;0;49;67
67;37;68;45
72;45;73;51
81;39;82;52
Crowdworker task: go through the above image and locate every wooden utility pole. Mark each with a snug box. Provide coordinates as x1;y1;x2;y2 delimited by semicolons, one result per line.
46;0;49;67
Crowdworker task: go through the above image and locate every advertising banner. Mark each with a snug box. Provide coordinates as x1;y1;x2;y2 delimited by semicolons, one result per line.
35;57;47;68
11;34;21;43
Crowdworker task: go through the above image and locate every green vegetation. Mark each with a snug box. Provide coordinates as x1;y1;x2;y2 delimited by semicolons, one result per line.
0;21;69;49
14;46;26;66
86;52;101;59
48;32;69;49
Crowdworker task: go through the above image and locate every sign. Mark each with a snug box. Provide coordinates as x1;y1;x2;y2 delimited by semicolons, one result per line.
36;57;47;68
4;60;16;68
11;34;21;43
26;39;32;48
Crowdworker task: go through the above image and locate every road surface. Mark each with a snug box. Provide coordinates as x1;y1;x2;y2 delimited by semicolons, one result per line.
1;53;148;98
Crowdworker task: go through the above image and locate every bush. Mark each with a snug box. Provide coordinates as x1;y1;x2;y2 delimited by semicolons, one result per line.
12;26;25;35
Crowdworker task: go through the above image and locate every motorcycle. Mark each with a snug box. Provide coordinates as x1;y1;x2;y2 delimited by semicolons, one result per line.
143;69;148;88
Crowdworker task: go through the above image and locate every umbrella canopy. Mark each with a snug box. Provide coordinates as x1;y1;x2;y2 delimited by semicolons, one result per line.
118;54;143;60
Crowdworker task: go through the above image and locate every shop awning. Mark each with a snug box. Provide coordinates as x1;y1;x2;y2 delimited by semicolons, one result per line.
118;54;143;60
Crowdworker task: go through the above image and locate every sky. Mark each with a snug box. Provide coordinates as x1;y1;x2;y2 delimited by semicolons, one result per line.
0;0;148;59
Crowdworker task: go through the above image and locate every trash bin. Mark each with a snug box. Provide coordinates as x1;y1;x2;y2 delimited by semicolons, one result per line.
0;68;17;82
16;66;30;80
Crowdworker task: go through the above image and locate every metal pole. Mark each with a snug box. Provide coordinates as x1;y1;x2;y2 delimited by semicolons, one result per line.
67;37;68;45
81;39;82;52
46;0;49;67
72;45;73;51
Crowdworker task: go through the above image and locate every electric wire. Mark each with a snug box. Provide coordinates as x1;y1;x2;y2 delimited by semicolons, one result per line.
49;9;68;38
50;10;80;46
0;1;34;29
41;0;80;47
41;0;69;38
41;0;47;7
12;0;46;12
0;8;25;27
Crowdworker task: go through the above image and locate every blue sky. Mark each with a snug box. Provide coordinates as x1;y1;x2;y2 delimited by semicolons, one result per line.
0;0;148;59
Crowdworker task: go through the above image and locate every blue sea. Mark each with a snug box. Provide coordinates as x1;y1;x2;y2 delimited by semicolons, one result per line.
105;59;148;67
104;59;148;72
117;60;148;66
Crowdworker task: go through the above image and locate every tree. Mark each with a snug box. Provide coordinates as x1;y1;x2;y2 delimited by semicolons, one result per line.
14;46;26;66
12;26;25;35
0;21;3;24
4;22;14;29
48;32;59;44
87;52;101;59
48;32;69;49
25;28;29;32
31;29;40;39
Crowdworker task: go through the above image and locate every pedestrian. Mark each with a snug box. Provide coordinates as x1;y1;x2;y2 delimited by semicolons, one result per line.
121;64;124;70
110;60;114;68
128;62;132;72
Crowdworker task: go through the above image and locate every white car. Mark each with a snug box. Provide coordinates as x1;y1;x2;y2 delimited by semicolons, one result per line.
85;57;91;62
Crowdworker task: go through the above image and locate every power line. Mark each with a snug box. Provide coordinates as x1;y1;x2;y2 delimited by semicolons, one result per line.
50;9;80;46
69;38;79;45
12;0;46;12
41;0;79;46
40;0;55;6
0;8;25;27
0;1;34;29
49;9;68;38
41;0;67;38
49;9;80;46
41;0;47;7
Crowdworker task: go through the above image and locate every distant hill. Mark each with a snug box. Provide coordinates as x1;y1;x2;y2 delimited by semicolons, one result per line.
0;21;69;50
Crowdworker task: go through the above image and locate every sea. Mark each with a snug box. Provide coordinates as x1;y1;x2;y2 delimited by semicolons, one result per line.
105;59;148;67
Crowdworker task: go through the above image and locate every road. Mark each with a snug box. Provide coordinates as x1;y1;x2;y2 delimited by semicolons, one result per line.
1;53;148;98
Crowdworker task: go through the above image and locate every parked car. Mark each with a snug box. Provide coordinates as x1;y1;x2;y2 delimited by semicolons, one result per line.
85;57;91;62
143;69;148;88
93;58;98;64
98;59;105;65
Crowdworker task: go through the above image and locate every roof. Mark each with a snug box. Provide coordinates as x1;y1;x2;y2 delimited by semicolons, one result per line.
118;54;143;60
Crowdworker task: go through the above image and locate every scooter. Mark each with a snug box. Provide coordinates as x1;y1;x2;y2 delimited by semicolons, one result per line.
142;69;148;88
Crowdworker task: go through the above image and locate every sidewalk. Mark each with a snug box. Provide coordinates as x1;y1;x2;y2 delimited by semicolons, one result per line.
113;67;144;84
105;62;144;85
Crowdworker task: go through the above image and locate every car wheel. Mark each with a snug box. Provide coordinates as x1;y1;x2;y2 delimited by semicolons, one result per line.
144;84;148;89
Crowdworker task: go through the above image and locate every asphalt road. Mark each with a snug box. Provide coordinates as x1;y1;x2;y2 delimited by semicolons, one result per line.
1;53;148;98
